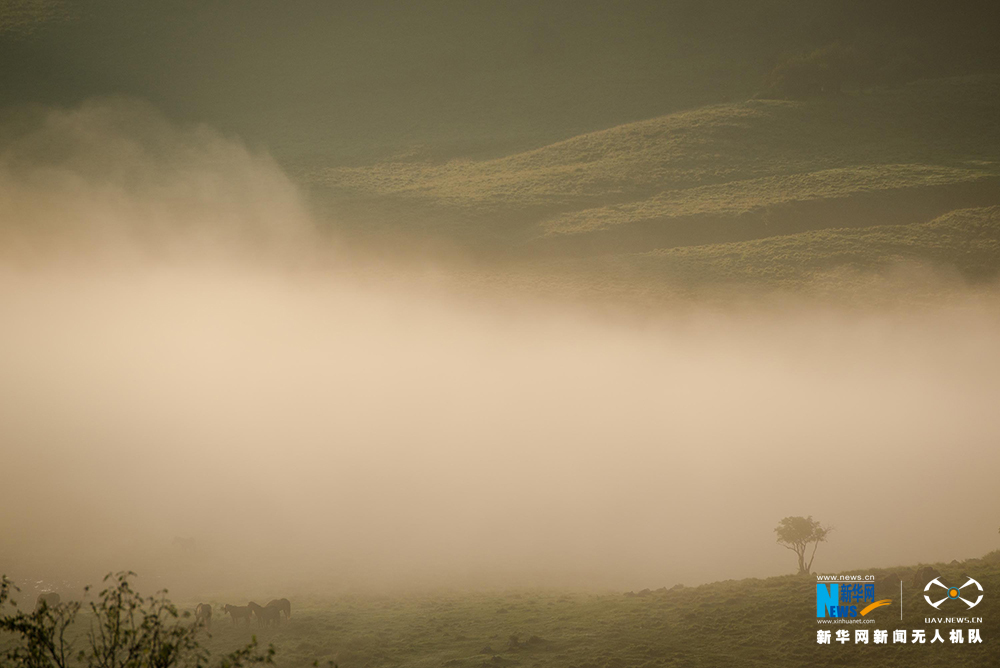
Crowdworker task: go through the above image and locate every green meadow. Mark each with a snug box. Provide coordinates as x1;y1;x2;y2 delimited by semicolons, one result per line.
188;553;1000;668
5;552;999;668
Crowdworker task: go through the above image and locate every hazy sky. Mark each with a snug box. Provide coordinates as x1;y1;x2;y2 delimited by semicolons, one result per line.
1;100;998;599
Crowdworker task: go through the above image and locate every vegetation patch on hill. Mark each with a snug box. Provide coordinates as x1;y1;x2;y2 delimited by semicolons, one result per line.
444;206;1000;307
599;205;1000;288
315;76;1000;257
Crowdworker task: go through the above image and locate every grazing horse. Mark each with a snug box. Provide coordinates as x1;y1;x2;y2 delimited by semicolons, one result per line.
247;601;280;628
223;604;253;626
35;593;61;612
265;598;291;621
195;603;212;629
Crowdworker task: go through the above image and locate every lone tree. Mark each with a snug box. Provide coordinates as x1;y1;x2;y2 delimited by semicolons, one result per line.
775;516;831;575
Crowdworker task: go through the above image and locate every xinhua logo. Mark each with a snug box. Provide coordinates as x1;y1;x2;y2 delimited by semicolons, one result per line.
816;583;892;618
924;577;984;610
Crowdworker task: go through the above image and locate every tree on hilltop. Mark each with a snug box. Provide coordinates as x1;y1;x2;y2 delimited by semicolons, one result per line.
775;516;831;575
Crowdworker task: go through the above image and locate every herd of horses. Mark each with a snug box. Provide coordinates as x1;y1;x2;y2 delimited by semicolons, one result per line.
195;598;291;629
34;593;291;631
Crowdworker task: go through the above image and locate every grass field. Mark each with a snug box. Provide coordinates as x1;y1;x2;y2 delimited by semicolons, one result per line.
436;206;1000;308
312;75;1000;259
571;205;1000;292
186;552;1000;668
9;550;998;668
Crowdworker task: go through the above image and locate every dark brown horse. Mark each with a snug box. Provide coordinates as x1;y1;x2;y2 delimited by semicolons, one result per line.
247;601;280;628
265;598;291;621
35;593;61;612
195;603;212;629
223;604;252;626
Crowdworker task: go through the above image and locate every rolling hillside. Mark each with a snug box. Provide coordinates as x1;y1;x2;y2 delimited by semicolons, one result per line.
437;207;1000;306
571;205;1000;293
7;552;996;667
1;2;998;294
182;550;998;668
315;75;1000;261
5;1;998;170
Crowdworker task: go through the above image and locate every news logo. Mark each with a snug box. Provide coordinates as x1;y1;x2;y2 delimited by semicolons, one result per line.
923;577;984;610
817;581;891;618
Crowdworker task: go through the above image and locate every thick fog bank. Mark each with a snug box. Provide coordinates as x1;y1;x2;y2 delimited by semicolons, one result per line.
1;100;998;600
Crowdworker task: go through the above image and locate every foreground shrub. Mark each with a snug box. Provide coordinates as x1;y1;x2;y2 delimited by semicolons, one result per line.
0;572;274;668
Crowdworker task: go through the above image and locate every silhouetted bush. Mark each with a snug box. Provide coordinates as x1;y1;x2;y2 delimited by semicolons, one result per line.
0;572;275;668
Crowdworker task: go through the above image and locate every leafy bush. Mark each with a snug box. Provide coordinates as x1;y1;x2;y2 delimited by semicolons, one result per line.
0;572;275;668
980;549;1000;565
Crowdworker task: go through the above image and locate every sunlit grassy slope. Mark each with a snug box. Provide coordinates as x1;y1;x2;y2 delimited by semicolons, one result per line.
563;206;1000;294
197;552;1000;668
437;207;999;307
315;75;1000;263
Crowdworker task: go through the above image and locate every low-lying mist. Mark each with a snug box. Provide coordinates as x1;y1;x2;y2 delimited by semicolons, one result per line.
2;99;999;602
